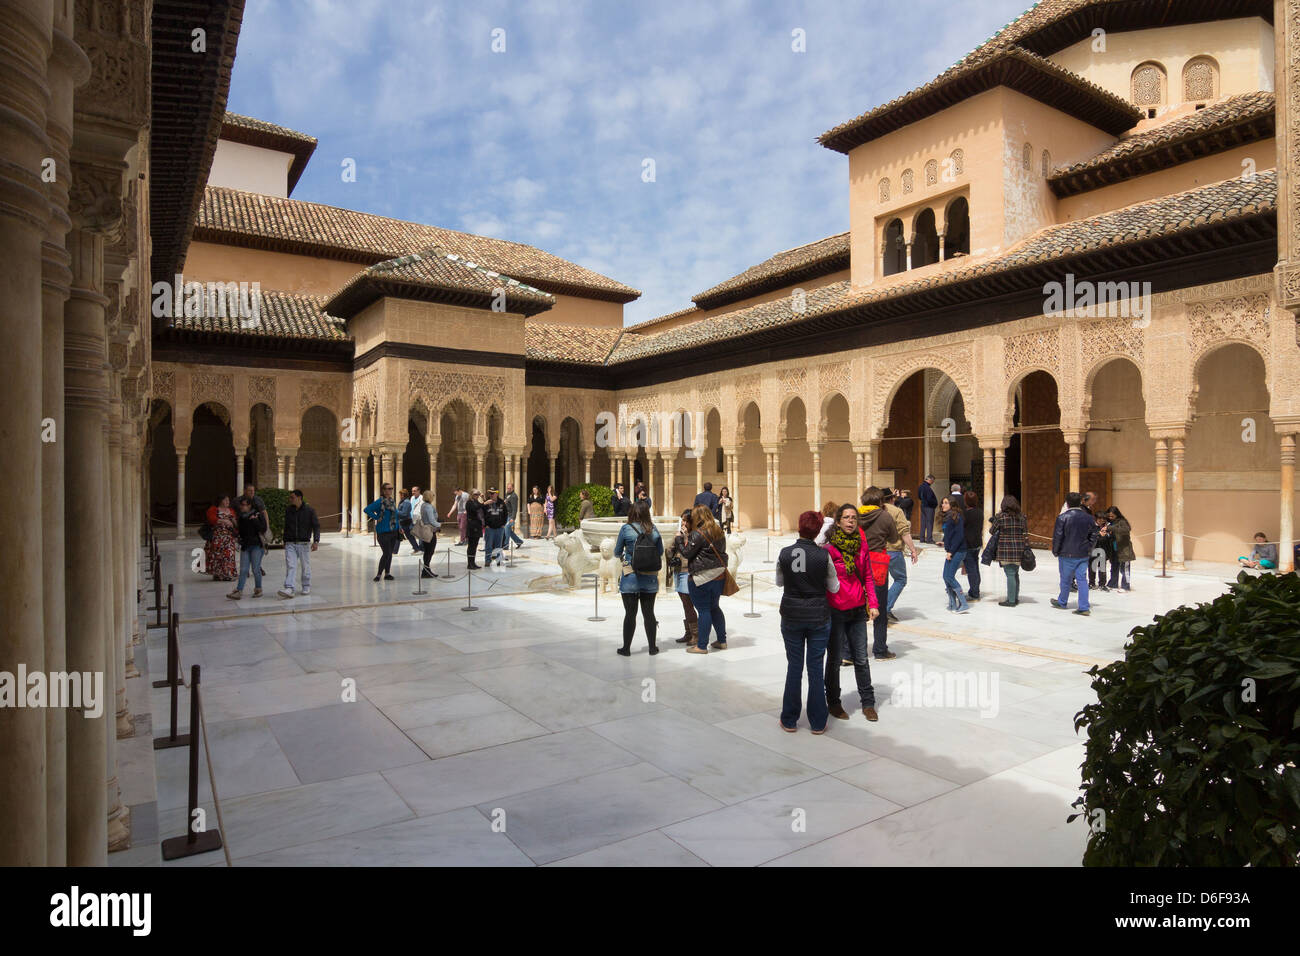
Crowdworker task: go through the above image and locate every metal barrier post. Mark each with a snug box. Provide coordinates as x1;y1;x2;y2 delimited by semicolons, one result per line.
1155;527;1172;578
764;535;773;563
585;573;605;622
462;567;478;611
160;664;223;860
152;611;180;688
147;582;171;630
744;572;761;618
153;615;188;750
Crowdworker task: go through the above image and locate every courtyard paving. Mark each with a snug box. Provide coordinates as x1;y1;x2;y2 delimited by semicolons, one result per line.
113;529;1242;867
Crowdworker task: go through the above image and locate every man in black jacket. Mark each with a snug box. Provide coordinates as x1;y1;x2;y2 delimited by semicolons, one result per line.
278;490;320;599
482;489;509;570
1051;492;1099;615
465;491;485;570
917;476;938;543
612;483;630;517
693;482;720;520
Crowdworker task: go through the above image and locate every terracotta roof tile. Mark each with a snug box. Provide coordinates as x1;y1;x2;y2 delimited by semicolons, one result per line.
691;232;850;309
169;288;347;341
222;111;317;146
194;185;641;302
609;170;1276;362
526;324;626;364
625;304;702;333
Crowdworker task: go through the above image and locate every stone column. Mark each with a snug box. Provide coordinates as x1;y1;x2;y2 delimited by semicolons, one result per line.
772;450;783;534
340;452;351;533
1170;433;1187;570
994;445;1007;515
810;443;822;511
286;454;296;492
583;452;592;484
982;446;995;525
1153;437;1168;567
371;450;381;501
379;452;392;491
176;450;186;538
276;454;286;489
395;452;404;490
729;453;739;523
235;449;245;493
1279;431;1296;574
478;452;488;492
1065;432;1084;494
763;447;776;532
662;452;675;515
357;452;368;523
645;452;655;508
853;446;867;496
428;444;439;503
695;454;704;497
548;454;556;492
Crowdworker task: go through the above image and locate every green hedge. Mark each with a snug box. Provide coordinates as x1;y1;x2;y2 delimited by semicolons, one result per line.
1070;571;1300;866
556;483;613;529
258;487;291;546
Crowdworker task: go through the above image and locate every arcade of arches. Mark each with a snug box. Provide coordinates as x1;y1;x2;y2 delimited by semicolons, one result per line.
150;275;1300;570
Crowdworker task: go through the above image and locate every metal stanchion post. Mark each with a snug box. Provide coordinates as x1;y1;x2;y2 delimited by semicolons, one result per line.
764;535;773;563
1155;527;1171;578
147;581;171;630
161;664;223;860
153;616;188;749
153;611;180;688
585;573;605;622
412;549;426;595
446;546;452;579
744;572;761;618
462;566;478;612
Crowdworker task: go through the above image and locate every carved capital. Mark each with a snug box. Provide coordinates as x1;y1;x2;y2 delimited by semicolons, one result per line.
68;155;126;234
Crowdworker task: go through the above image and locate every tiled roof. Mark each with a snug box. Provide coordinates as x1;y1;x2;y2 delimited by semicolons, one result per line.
625;304;702;334
692;232;850;309
526;324;626;364
169;289;348;341
195;186;641;302
223;111;317;146
324;248;555;319
819;44;1139;153
219;112;318;194
608;170;1276;362
1049;92;1275;195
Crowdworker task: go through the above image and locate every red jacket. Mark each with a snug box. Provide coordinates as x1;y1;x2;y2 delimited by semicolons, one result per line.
825;529;879;612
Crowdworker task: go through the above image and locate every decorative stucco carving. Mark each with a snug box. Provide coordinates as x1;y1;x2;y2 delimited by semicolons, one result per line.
1187;294;1272;363
249;375;276;406
190;372;233;411
1004;328;1061;381
1079;317;1145;375
872;347;973;434
300;379;339;412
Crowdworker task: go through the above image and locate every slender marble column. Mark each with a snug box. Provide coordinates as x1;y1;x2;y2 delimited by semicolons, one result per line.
176;450;186;538
584;453;591;484
286;455;296;492
810;443;822;513
772;451;783;534
235;450;245;494
1170;434;1186;570
276;454;286;489
764;451;775;531
1279;432;1296;574
993;446;1006;517
1067;440;1082;494
395;452;404;490
340;452;351;533
1153;438;1168;567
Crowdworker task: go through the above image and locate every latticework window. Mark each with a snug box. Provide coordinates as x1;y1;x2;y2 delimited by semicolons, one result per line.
1131;62;1166;106
901;168;914;194
924;159;938;186
878;178;891;203
1182;56;1218;102
1041;149;1052;177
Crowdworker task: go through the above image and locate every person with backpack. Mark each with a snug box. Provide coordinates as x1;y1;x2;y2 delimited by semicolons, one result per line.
776;510;840;733
613;500;663;656
482;488;509;571
824;503;881;721
680;505;729;654
413;489;441;578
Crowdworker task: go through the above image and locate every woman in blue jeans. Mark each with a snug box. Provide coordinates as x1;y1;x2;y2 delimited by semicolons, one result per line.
613;501;663;656
775;511;839;733
681;505;729;653
940;495;970;613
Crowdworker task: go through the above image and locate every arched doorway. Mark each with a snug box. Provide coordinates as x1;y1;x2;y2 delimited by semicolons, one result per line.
148;399;176;526
187;402;236;524
820;393;854;508
298;405;340;529
738;402;763;529
1007;370;1066;544
779;397;811;531
1085;358;1152;554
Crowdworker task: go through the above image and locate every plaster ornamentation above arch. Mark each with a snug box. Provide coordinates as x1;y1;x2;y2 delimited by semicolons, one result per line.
1187;294;1271;368
153;369;174;404
249;375;276;406
1003;327;1061;382
410;369;508;423
190;372;233;410
734;372;761;410
299;379;339;413
1078;317;1145;378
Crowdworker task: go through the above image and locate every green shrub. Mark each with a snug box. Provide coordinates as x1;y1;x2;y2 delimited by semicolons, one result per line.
1070;571;1300;866
258;487;290;546
556;483;612;528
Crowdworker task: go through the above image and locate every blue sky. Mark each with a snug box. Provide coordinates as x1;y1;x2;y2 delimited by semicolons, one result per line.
227;0;1035;324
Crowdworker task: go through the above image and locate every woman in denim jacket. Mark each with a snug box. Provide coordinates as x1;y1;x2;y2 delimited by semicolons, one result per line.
613;501;663;656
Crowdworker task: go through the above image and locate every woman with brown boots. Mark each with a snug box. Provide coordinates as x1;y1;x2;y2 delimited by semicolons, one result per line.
669;509;699;646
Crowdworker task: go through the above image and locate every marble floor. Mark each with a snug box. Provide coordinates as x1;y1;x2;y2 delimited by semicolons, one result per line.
114;530;1242;867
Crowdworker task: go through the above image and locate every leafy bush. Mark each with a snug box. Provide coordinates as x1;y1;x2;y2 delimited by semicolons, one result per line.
556;483;612;529
258;487;290;546
1070;571;1300;866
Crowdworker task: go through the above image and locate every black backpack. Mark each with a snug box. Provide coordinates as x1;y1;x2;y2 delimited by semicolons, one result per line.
631;528;661;574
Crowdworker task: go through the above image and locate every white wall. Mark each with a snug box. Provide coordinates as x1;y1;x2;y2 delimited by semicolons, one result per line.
208;139;293;197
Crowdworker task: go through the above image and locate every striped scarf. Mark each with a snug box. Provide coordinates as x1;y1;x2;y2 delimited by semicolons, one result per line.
829;525;861;578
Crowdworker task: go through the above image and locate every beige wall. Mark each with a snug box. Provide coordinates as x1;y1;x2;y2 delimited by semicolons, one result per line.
350;297;527;357
847;87;1113;289
185;241;361;296
1049;18;1274;107
1058;141;1276;221
207;139;293;198
633;269;851;336
543;292;624;328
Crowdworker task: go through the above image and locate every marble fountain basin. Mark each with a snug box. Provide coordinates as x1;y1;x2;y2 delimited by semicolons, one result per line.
579;516;680;551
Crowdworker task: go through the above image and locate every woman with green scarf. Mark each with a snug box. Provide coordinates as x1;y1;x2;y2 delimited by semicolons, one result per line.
823;504;881;722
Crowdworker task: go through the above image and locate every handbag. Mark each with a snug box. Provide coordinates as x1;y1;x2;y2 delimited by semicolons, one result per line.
1020;546;1037;572
867;550;889;588
981;530;999;566
705;536;739;597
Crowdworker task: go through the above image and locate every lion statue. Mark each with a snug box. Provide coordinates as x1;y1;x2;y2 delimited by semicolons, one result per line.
555;531;598;589
726;531;746;578
597;538;622;593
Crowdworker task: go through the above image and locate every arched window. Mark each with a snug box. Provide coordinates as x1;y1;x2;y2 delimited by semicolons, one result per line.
924;159;938;186
913;209;940;268
879;178;891;203
901;168;914;194
882;218;906;276
1041;149;1052;177
1182;55;1219;103
948;148;964;179
1022;143;1032;171
1131;61;1167;111
944;198;970;259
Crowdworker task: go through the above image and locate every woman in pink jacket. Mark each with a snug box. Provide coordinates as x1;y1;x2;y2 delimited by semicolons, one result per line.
823;503;881;722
